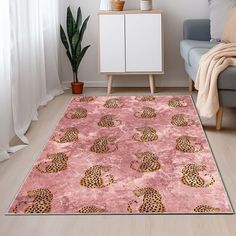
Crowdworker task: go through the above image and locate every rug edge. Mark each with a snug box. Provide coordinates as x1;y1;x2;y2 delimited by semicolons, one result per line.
189;95;235;214
5;97;75;215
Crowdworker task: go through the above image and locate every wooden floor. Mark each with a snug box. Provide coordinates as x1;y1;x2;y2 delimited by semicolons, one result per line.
1;88;236;236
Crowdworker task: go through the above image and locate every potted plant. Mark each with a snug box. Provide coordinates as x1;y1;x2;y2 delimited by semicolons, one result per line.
60;6;90;94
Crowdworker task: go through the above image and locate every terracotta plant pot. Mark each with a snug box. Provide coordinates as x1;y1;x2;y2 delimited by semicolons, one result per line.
71;82;84;94
112;1;125;11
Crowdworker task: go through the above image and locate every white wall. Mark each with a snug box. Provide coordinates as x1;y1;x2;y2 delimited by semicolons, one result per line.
59;0;209;88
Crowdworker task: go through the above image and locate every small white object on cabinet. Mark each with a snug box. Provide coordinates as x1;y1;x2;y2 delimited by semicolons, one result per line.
98;10;164;94
100;0;112;11
140;0;152;11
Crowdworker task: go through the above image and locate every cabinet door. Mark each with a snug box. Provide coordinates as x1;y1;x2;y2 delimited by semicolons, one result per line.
125;14;163;73
99;15;125;73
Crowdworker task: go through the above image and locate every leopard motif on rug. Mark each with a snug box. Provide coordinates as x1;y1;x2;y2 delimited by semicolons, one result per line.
132;127;158;142
194;205;220;213
64;107;87;119
130;152;160;172
127;188;165;213
168;98;187;108
97;115;121;128
35;153;68;174
80;165;114;189
135;96;156;102
134;107;156;119
12;188;53;214
51;127;79;143
90;136;118;153
103;98;123;109
171;114;194;127
181;164;215;188
176;135;203;153
77;96;95;102
78;206;106;213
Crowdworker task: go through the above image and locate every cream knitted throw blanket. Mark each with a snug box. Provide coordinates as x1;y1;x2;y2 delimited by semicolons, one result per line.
195;43;236;117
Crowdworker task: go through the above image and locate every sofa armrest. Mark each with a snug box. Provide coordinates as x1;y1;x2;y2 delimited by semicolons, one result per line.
183;19;211;41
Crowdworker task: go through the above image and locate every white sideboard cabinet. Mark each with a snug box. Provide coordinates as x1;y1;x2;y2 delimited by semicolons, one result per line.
98;10;164;94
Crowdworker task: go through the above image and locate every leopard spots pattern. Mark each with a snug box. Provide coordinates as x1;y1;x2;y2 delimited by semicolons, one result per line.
35;153;68;174
181;164;215;188
13;188;53;214
132;127;158;142
90;136;118;153
130;152;161;172
78;206;106;213
194;205;220;213
127;188;165;213
168;98;187;108
103;98;123;109
134;107;156;119
171;114;194;127
64;107;87;119
176;135;203;153
80;165;114;189
52;127;79;143
98;115;121;128
135;96;155;102
77;96;95;102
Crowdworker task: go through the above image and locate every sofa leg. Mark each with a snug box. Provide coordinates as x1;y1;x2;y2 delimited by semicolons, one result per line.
188;77;193;92
216;107;224;130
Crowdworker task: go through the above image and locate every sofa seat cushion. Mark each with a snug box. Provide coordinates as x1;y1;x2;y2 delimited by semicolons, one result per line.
189;48;209;69
180;40;217;64
188;48;236;90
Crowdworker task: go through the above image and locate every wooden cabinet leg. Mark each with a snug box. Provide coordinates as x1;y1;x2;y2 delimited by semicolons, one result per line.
107;75;113;94
216;107;223;130
188;77;193;92
153;76;156;92
149;74;155;94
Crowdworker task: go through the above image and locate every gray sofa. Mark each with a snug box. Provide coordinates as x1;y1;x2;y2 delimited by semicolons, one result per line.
180;19;236;130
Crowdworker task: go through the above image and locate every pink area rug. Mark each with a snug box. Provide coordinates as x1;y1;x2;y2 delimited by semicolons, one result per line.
8;96;233;215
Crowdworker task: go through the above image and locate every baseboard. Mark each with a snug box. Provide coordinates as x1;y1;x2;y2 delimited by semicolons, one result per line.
62;80;188;88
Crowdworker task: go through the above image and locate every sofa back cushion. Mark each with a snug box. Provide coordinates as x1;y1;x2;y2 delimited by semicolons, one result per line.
222;5;236;43
208;0;236;41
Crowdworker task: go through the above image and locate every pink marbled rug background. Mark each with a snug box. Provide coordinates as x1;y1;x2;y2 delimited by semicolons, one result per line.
8;96;233;214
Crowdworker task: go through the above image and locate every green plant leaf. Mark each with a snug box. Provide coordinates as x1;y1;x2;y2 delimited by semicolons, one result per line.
62;6;90;77
71;31;80;54
75;7;82;30
66;50;72;65
76;45;90;70
79;16;90;44
75;43;82;59
60;25;69;50
67;7;75;44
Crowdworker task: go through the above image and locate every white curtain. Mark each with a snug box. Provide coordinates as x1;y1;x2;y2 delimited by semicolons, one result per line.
0;0;63;162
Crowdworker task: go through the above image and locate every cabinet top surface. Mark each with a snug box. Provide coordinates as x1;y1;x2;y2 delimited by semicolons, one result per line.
98;9;163;15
